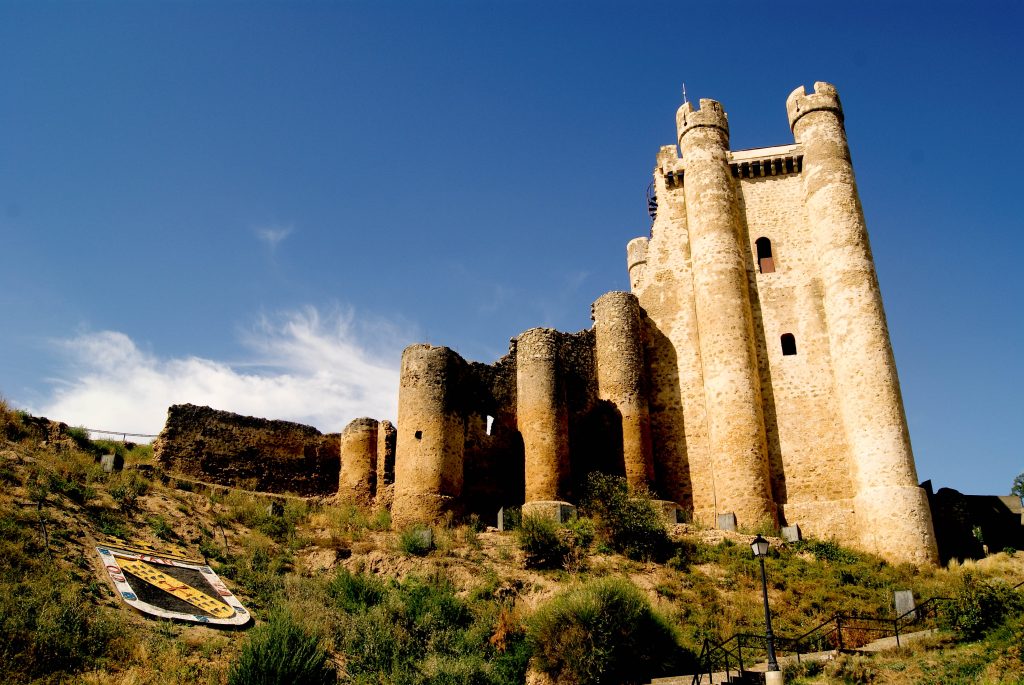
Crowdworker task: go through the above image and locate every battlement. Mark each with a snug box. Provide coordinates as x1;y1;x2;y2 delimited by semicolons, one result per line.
786;81;843;130
658;143;803;188
676;98;729;142
729;144;803;179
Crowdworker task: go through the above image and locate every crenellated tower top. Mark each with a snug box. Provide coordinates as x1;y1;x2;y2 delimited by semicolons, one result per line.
676;98;729;143
786;81;843;130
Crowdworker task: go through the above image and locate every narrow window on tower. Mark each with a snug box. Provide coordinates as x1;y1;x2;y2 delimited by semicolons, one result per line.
781;333;797;356
755;237;775;274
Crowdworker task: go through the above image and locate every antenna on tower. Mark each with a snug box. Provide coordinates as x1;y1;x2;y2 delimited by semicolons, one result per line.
681;83;689;104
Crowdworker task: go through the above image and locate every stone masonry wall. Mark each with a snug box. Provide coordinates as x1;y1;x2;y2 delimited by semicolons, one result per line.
735;172;857;542
153;403;340;496
631;146;715;516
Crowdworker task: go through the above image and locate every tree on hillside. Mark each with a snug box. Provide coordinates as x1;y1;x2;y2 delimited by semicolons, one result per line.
1012;472;1024;500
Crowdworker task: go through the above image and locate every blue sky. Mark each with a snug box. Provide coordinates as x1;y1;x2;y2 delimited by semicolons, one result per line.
1;1;1020;495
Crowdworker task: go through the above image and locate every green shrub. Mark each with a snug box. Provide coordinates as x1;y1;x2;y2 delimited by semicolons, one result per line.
399;524;434;556
328;567;387;613
562;516;596;571
46;470;96;504
147;514;174;541
499;506;522;531
228;608;336;685
93;509;129;539
0;398;28;441
64;425;96;452
218;535;293;609
223;491;307;542
528;576;689;684
794;539;862;565
108;470;149;511
0;513;122;681
581;473;671;561
199;535;225;562
941;571;1024;640
516;513;595;570
517;513;567;569
334;572;530;684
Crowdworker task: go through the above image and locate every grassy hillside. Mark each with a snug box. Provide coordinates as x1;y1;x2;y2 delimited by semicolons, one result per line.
2;400;1022;684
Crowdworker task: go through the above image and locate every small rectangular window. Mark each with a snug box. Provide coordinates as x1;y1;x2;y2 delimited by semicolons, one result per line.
781;334;797;356
755;237;775;274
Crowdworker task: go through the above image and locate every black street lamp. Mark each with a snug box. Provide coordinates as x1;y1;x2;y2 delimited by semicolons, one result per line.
751;534;780;673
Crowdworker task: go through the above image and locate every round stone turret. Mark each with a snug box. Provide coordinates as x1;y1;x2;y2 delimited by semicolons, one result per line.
339;417;378;504
676;98;729;142
516;328;570;502
392;344;465;526
592;291;653;492
676;95;776;529
789;81;938;564
626;237;649;291
786;81;843;130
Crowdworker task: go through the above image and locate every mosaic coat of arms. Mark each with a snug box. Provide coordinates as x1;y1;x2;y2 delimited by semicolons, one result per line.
96;537;250;626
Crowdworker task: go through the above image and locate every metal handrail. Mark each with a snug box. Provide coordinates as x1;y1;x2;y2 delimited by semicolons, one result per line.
687;583;1022;683
693;594;960;682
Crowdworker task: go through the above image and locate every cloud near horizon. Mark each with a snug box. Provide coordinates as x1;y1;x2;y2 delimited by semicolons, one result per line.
35;307;402;438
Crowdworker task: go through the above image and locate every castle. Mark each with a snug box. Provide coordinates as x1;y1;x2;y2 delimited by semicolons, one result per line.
156;82;940;565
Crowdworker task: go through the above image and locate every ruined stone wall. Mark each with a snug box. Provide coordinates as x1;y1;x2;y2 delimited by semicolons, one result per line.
461;354;524;517
376;420;397;487
390;326;616;523
153;404;340;496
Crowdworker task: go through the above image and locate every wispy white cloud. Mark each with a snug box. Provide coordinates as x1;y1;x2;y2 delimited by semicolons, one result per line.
36;307;402;438
255;225;294;250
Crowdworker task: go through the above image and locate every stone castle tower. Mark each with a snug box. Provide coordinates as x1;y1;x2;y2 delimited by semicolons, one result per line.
341;82;939;566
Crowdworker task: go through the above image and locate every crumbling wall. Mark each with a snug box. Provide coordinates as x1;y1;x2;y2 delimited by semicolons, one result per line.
153;404;340;496
461;353;524;519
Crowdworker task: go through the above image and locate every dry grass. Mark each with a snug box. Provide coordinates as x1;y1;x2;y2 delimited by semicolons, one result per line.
2;409;1024;684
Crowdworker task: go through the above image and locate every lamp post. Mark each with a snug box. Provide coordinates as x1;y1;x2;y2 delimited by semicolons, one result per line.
751;534;780;673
